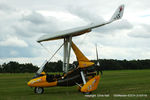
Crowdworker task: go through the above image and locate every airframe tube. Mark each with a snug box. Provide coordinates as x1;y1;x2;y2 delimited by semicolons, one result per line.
81;71;86;84
63;37;72;73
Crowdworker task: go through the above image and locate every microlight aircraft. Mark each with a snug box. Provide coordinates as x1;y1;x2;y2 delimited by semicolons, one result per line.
27;5;124;94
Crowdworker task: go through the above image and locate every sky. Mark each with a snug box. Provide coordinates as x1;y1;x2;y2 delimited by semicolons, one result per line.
0;0;150;66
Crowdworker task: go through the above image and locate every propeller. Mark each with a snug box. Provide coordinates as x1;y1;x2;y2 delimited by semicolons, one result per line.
95;44;103;75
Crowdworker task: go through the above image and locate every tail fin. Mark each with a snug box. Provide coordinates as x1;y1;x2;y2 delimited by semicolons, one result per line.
110;4;125;22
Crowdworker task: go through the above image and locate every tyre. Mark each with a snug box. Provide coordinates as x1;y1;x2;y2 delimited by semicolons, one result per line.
34;87;44;94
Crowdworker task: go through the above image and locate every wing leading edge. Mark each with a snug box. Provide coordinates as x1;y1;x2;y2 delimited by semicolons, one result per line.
37;4;124;43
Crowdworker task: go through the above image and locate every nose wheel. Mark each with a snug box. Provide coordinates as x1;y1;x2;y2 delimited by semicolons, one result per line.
34;87;44;94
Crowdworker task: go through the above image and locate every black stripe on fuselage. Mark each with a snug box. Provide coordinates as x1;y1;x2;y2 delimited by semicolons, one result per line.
57;68;82;86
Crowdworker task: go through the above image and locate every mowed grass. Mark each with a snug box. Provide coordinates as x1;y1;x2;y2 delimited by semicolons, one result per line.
0;70;150;100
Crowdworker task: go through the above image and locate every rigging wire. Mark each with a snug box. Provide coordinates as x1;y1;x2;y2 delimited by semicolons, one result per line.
71;32;91;62
39;42;53;55
39;42;62;61
78;32;89;46
36;42;64;74
78;23;93;46
77;30;98;61
47;42;64;62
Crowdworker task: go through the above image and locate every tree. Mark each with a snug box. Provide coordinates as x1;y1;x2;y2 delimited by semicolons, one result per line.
1;59;150;73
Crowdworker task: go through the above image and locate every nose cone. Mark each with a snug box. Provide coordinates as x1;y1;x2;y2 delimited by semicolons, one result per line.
27;80;32;87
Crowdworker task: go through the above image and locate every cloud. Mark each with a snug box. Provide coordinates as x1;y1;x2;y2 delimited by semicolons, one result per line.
22;11;47;24
68;5;105;23
12;11;60;37
0;3;16;12
0;0;150;66
0;3;64;63
128;24;150;38
10;50;18;56
0;46;40;58
0;36;28;47
0;57;45;66
93;19;133;34
0;3;61;39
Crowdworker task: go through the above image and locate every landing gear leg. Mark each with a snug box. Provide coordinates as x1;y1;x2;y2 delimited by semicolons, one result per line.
34;87;44;94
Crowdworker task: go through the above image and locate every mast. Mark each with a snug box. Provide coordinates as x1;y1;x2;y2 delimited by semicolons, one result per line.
63;36;72;73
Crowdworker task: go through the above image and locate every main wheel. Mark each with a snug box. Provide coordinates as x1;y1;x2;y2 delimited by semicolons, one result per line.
34;87;44;94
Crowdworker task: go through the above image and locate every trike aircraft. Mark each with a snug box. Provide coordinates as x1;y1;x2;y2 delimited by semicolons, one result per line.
27;5;124;94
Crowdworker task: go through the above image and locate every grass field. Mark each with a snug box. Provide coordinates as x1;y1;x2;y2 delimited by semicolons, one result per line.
0;70;150;100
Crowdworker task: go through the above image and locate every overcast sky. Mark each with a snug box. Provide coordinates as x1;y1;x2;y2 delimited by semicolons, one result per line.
0;0;150;66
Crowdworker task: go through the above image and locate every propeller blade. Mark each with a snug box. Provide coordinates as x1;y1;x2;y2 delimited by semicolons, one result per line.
95;44;103;75
97;61;100;66
96;44;98;61
95;44;100;66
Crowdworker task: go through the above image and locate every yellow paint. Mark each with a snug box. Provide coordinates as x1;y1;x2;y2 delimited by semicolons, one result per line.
79;61;94;68
71;42;94;68
81;75;100;92
27;75;57;87
41;71;46;75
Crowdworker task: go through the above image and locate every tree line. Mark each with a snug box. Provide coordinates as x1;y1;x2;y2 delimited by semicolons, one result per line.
0;59;150;73
98;59;150;70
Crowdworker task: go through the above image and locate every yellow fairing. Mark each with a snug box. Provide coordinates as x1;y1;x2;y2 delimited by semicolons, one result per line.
81;75;100;92
79;61;95;68
71;42;94;68
27;75;57;87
